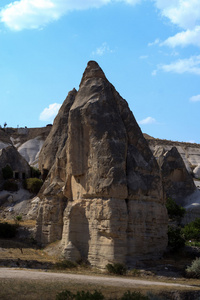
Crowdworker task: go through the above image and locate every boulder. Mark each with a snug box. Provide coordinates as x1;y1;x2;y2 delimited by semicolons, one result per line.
36;61;168;268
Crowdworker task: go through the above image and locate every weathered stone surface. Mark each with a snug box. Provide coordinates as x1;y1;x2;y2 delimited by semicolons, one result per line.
0;146;31;180
39;89;77;178
145;135;200;174
154;146;196;206
36;61;168;268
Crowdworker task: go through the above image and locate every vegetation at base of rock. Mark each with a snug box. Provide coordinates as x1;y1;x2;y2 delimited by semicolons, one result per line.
0;222;18;238
24;177;43;194
185;258;200;278
54;259;77;269
14;215;23;226
167;226;185;251
56;290;104;300
56;290;166;300
30;166;41;178
3;179;18;192
166;197;186;221
181;218;200;241
106;263;127;275
2;164;13;180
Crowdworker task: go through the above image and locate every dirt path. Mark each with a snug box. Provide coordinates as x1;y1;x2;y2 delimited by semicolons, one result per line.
0;268;196;289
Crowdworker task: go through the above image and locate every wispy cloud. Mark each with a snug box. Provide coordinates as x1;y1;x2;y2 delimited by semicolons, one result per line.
139;55;148;59
155;55;200;75
39;103;61;122
190;94;200;102
139;117;156;125
92;42;114;56
0;0;142;31
148;38;160;47
161;26;200;48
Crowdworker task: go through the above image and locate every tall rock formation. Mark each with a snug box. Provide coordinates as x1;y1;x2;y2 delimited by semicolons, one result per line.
36;61;168;268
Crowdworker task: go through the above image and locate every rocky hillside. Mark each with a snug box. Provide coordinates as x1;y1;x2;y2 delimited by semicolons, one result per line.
0;126;51;167
144;134;200;178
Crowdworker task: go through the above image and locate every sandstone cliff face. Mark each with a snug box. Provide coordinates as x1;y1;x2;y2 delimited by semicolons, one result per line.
154;146;196;206
36;61;168;268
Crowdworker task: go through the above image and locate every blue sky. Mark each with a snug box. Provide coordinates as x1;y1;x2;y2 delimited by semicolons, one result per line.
0;0;200;143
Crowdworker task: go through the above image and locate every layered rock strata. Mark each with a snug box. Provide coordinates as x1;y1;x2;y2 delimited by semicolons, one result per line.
36;61;168;268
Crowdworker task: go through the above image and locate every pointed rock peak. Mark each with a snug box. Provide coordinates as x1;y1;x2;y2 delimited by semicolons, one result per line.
79;61;107;86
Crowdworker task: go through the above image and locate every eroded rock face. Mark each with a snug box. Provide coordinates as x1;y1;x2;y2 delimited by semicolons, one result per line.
36;61;168;268
154;146;196;206
0;146;31;180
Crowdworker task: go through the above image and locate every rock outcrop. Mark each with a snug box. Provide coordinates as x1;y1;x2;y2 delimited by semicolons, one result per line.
145;135;200;175
36;61;168;268
0;146;31;180
154;146;196;206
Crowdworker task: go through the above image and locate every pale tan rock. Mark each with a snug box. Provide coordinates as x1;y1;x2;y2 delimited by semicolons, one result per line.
36;61;168;268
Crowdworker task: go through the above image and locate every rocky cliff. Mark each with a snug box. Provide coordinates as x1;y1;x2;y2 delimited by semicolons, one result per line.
0;127;51;167
145;135;200;178
36;61;168;268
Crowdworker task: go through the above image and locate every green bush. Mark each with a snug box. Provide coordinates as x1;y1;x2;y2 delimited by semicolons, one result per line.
0;222;18;238
166;197;186;221
56;290;104;300
2;164;13;180
106;263;127;275
168;226;185;251
181;218;200;241
24;178;43;194
56;290;74;300
75;291;104;300
185;258;200;278
120;291;148;300
30;167;41;178
54;260;77;270
3;180;18;192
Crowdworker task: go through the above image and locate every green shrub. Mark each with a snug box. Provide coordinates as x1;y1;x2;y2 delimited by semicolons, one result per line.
3;180;18;192
56;290;74;300
54;260;77;270
75;290;104;300
166;197;186;221
30;167;41;178
168;226;185;251
24;178;43;194
106;263;127;275
185;258;200;278
182;218;200;241
120;291;148;300
56;290;104;300
2;164;13;180
0;222;18;238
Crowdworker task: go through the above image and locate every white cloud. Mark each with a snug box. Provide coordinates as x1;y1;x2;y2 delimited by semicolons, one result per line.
139;117;156;125
0;0;141;31
158;55;200;75
162;26;200;48
148;38;160;47
39;103;61;122
139;55;148;59
154;1;200;49
92;42;114;56
154;0;200;30
190;94;200;102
